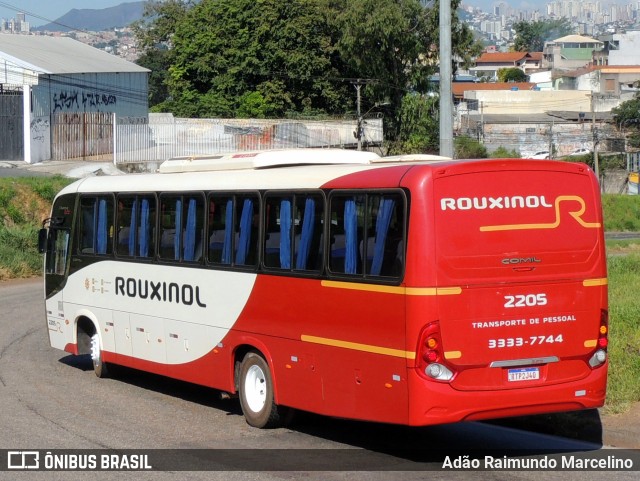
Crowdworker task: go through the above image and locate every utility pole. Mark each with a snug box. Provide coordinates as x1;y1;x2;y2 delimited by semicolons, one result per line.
439;0;454;158
591;93;600;187
352;79;372;151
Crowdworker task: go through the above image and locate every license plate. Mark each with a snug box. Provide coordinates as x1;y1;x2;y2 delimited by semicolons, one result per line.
508;367;539;382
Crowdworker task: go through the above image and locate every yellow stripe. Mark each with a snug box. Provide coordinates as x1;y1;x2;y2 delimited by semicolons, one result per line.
321;280;462;296
301;334;416;360
584;340;597;348
583;278;608;287
480;196;601;232
444;351;462;359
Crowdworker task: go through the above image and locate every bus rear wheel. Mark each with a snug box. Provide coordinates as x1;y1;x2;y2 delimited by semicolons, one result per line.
238;352;281;428
90;333;109;378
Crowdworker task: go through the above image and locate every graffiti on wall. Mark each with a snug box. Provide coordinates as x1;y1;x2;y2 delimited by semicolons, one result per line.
53;90;118;112
30;117;50;144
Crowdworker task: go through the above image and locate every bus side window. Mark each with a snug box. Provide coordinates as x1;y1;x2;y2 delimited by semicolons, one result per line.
159;196;180;260
329;194;364;275
235;195;258;266
207;194;257;267
79;196;113;255
329;192;404;279
263;195;290;269
294;194;323;271
366;193;403;277
159;195;204;262
117;195;157;259
208;195;233;264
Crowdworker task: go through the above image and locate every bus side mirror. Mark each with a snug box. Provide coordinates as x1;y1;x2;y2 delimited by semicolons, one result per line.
38;228;48;254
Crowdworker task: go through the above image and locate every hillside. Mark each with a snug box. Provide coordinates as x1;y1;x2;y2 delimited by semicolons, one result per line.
35;2;145;32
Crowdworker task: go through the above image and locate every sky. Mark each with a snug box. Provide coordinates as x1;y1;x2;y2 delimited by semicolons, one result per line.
0;1;132;27
0;0;635;27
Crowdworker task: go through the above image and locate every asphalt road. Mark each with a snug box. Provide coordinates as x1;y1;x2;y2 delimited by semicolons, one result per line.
0;278;636;480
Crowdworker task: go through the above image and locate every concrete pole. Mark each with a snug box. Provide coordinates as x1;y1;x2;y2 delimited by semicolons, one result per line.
439;0;454;158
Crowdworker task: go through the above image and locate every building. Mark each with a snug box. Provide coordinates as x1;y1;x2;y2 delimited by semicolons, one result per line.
0;35;149;163
471;51;543;79
597;30;640;66
554;65;640;111
543;34;604;72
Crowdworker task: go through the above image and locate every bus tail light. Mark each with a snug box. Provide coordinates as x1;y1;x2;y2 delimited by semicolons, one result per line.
417;321;455;382
589;309;608;368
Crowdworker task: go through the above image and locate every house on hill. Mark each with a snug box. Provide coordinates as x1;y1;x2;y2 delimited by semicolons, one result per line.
471;51;543;80
543;34;604;72
0;34;149;163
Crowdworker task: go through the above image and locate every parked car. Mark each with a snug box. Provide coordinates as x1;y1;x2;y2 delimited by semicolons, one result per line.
529;150;550;159
567;148;591;156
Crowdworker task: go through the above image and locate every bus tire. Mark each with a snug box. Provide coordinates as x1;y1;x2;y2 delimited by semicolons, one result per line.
238;352;281;428
90;332;109;378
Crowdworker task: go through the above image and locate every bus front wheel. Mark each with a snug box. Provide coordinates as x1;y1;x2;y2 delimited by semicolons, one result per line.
238;352;281;428
90;333;109;378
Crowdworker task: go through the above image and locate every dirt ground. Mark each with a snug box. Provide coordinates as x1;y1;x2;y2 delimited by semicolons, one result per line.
601;402;640;448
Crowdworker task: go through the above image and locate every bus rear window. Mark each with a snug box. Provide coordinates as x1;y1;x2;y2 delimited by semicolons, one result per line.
434;169;602;282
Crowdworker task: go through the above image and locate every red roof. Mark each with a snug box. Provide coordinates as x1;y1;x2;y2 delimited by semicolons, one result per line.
475;51;543;65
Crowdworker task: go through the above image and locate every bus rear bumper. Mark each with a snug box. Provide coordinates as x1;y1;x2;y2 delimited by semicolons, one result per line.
407;365;607;426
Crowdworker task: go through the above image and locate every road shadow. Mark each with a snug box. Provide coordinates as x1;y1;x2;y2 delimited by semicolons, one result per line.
58;354;603;465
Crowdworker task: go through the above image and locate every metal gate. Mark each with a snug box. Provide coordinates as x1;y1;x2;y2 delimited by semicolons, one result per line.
52;112;113;160
0;90;24;160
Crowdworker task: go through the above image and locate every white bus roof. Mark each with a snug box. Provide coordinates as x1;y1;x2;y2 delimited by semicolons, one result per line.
157;149;453;173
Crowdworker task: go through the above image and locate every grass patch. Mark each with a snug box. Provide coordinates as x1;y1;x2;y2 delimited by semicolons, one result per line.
0;176;73;280
602;194;640;232
0;224;43;281
605;254;640;414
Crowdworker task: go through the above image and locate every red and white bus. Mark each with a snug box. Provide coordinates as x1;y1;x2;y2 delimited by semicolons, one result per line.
39;149;608;428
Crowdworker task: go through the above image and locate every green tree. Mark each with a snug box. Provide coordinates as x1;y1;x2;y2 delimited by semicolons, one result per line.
132;1;194;109
136;48;172;109
334;0;482;140
612;91;640;148
166;0;349;118
512;18;573;52
497;67;528;83
492;146;520;158
392;93;439;154
131;0;194;50
454;136;488;159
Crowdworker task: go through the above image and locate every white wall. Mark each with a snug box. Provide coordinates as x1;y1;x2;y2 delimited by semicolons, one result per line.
465;90;591;114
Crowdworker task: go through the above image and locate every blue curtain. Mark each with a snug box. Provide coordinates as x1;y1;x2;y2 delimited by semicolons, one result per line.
344;198;358;274
236;198;253;265
97;198;108;254
371;198;395;276
174;198;182;260
128;198;138;256
91;201;98;252
295;197;315;270
279;199;292;269
139;198;149;257
221;199;233;264
184;198;197;261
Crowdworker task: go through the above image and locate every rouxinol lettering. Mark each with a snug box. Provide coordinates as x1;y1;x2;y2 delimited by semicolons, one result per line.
115;277;207;307
440;195;553;211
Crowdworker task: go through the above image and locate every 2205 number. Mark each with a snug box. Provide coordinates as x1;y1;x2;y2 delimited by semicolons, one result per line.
504;293;547;308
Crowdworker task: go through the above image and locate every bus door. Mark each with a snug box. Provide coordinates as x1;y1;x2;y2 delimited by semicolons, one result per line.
40;193;75;351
